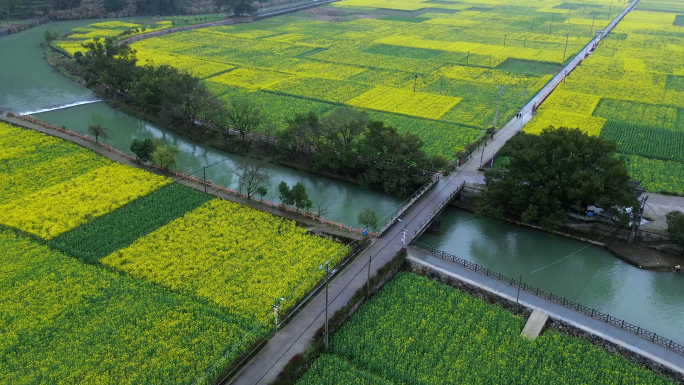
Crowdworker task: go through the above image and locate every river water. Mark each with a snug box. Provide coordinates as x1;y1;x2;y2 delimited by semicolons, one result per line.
0;20;403;228
2;19;683;347
418;209;684;345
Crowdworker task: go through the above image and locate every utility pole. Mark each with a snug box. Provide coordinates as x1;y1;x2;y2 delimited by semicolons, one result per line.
273;297;285;332
413;75;418;92
489;55;492;68
590;15;596;35
466;51;470;67
493;85;504;128
504;34;507;46
521;87;528;109
523;35;526;48
319;261;331;352
608;1;612;20
568;9;570;24
439;76;444;95
549;13;554;34
562;33;569;63
203;166;206;193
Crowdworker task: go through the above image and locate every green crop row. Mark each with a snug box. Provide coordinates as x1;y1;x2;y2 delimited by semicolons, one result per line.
298;272;671;384
296;354;391;385
48;183;213;264
600;120;684;163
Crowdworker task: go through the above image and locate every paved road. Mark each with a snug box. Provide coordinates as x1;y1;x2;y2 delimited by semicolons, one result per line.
407;247;684;375
229;1;661;382
229;162;476;384
229;49;624;383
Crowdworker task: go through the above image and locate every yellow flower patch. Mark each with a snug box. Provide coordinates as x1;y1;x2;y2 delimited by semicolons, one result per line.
348;85;461;119
524;110;606;137
0;164;169;239
55;41;87;56
89;21;141;29
540;89;601;116
102;199;348;323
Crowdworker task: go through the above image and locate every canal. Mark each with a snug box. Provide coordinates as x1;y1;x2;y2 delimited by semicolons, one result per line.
2;17;683;347
0;19;404;228
419;208;684;345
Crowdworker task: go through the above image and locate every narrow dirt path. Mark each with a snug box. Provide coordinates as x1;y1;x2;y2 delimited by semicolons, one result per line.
0;115;360;241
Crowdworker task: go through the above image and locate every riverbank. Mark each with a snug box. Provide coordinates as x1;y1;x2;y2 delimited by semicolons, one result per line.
0;114;365;242
451;194;683;271
42;42;437;198
0;18;50;37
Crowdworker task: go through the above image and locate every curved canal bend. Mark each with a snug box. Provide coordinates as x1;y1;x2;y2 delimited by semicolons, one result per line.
1;18;683;346
0;19;404;228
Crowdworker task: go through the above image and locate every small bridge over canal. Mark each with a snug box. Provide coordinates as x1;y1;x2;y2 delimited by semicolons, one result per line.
228;1;647;382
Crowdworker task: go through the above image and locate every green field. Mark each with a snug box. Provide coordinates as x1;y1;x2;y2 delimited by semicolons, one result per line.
0;228;247;384
526;0;684;194
0;121;346;383
111;0;624;157
297;272;671;384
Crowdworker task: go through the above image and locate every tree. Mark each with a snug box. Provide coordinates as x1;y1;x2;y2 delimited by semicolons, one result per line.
286;110;323;152
479;127;638;231
321;107;368;148
278;181;311;211
256;185;268;201
236;162;270;199
225;97;262;151
44;29;59;44
666;211;684;248
152;143;179;170
358;208;379;230
130;138;155;162
291;182;312;212
223;0;256;16
314;107;368;174
356;121;436;197
278;181;294;206
314;198;331;218
88;121;108;144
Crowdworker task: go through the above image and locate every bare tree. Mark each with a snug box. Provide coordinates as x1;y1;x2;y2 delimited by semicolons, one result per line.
236;162;271;199
314;198;331;218
88;121;108;144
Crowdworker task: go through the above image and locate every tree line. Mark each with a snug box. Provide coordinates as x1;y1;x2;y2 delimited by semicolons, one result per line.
2;0;258;20
70;38;447;197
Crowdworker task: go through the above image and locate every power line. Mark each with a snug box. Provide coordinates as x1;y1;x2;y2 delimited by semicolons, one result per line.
529;222;623;275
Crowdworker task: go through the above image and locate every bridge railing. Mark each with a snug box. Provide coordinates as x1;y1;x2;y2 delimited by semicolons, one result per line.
377;174;440;237
411;241;684;356
410;181;465;241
